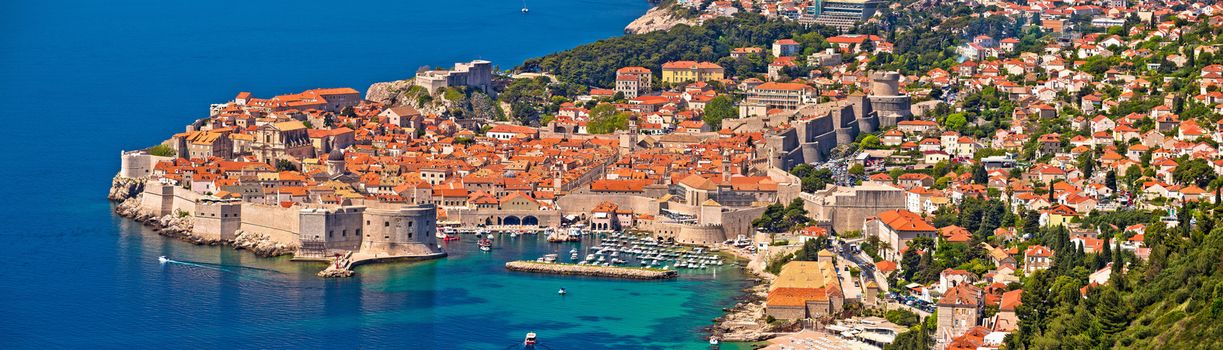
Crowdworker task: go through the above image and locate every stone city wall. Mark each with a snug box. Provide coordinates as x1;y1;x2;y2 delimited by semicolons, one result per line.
239;203;302;246
139;184;202;217
299;205;366;251
119;151;174;179
556;194;661;216
650;222;727;246
192;201;242;241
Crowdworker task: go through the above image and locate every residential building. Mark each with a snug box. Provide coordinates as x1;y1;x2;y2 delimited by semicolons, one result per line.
661;61;724;84
614;66;653;98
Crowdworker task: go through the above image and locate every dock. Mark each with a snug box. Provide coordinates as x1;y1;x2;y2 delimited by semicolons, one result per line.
505;261;678;279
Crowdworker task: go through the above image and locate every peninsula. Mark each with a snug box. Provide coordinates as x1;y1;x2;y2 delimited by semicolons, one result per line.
109;0;1223;348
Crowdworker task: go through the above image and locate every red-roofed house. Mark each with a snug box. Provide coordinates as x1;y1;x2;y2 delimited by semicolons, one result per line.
866;209;937;261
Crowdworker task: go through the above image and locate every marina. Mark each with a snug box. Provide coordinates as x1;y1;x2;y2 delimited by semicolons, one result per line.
442;226;731;273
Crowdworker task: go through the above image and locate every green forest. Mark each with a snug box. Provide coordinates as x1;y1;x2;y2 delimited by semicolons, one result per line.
518;13;838;87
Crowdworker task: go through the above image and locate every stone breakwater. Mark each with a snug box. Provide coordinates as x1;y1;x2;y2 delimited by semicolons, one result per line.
505;261;677;279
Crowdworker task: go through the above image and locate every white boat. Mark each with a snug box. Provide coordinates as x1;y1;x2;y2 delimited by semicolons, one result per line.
558;288;566;295
709;336;719;345
158;256;169;264
524;332;537;346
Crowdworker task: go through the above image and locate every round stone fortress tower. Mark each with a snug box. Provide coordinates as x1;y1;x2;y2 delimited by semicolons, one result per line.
868;71;912;127
360;204;443;257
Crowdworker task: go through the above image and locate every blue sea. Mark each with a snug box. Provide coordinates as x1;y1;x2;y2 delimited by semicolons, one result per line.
0;0;755;348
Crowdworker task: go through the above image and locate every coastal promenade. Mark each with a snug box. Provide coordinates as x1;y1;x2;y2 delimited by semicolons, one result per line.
505;261;677;279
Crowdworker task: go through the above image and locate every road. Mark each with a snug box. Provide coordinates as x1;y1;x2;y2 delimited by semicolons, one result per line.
833;239;891;307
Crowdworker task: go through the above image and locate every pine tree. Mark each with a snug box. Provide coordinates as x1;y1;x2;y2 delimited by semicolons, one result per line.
1095;287;1130;335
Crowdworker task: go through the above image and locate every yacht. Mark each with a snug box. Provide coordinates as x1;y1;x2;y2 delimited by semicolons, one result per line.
158;256;169;264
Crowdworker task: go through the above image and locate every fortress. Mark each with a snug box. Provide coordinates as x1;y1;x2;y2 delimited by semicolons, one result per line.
130;181;445;263
768;72;911;169
727;71;912;170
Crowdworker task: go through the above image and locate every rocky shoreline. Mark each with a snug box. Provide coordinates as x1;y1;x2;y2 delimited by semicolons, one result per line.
505;261;677;279
624;5;695;34
708;249;779;343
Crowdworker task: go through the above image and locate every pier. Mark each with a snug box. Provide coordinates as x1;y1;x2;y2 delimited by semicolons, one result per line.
505;261;677;279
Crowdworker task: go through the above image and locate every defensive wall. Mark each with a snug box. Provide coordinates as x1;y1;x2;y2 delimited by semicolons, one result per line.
800;184;906;234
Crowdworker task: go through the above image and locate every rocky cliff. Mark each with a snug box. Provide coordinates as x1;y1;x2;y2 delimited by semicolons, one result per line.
108;177;146;202
365;79;447;115
624;5;695;34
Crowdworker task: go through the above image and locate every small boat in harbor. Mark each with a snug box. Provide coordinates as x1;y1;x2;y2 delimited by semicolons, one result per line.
524;332;537;346
558;288;566;295
478;238;492;252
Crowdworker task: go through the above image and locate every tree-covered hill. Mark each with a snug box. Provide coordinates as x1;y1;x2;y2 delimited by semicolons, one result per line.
518;13;836;87
1006;201;1223;349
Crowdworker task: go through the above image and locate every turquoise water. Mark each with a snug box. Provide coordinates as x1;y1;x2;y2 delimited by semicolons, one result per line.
91;220;749;348
0;0;757;348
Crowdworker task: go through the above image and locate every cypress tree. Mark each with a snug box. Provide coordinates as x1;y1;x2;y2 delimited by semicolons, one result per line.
1101;237;1112;264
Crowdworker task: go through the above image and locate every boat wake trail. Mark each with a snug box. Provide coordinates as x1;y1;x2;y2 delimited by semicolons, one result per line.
158;257;280;275
161;258;229;272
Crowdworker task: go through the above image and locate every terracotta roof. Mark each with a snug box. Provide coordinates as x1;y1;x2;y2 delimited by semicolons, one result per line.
877;209;936;232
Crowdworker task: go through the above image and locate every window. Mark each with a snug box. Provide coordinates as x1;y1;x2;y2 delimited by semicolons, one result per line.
384;221;389;227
